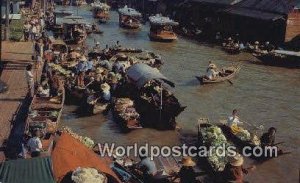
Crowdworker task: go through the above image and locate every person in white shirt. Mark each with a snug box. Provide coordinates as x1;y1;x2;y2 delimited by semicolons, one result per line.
25;64;34;97
205;63;218;80
227;109;242;127
101;83;111;102
27;129;43;157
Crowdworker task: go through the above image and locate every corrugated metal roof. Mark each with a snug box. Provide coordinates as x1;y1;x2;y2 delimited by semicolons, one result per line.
0;157;55;183
224;7;284;20
189;0;243;5
127;64;174;89
234;0;298;14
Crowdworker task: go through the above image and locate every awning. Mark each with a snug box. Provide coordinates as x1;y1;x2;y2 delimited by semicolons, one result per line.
0;157;55;183
127;63;175;89
51;133;121;183
224;7;284;21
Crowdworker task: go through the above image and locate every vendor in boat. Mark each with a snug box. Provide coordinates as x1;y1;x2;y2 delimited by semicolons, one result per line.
114;41;121;48
69;48;81;61
76;71;85;88
49;70;61;97
100;83;111;102
76;56;88;73
136;150;157;182
93;41;101;51
204;63;219;80
227;109;242;128
260;127;276;147
86;91;102;114
27;129;43;157
222;154;255;183
177;156;197;183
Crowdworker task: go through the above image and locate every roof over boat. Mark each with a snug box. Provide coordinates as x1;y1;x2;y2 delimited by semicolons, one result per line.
61;15;87;25
127;63;175;89
274;50;300;57
51;133;121;183
0;157;55;183
118;5;142;17
92;2;111;10
53;9;73;15
189;0;242;5
149;14;179;26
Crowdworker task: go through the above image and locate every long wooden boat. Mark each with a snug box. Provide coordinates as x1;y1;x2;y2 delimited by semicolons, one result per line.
92;3;110;23
196;65;241;84
126;64;186;130
197;119;237;180
253;50;300;68
26;88;65;136
219;124;287;161
222;45;241;54
149;15;179;42
118;6;142;29
112;98;142;131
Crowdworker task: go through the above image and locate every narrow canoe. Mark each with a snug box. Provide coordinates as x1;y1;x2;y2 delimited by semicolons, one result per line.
196;65;241;84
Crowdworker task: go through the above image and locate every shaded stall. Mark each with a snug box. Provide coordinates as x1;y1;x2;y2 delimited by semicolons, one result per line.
118;6;142;29
149;14;179;42
126;64;185;129
61;16;88;44
92;3;110;23
0;157;55;183
51;133;121;183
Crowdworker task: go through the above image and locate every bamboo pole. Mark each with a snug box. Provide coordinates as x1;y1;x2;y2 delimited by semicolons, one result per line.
5;0;10;40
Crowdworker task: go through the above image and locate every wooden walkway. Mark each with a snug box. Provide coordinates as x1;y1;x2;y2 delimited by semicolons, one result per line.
0;41;34;153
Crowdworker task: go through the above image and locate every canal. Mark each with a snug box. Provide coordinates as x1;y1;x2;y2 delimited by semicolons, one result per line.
58;5;300;182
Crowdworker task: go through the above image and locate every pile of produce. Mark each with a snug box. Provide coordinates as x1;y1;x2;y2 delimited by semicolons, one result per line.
62;127;95;149
49;63;72;76
71;167;107;183
201;125;234;171
231;125;261;146
114;98;140;121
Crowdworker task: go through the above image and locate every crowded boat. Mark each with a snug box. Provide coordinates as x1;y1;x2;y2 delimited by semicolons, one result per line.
118;5;142;29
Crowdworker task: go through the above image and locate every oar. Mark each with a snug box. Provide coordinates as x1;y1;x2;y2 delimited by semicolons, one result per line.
273;142;285;146
227;79;233;85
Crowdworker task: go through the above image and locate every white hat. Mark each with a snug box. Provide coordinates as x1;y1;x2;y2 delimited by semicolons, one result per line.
96;42;100;45
229;154;244;166
101;83;110;91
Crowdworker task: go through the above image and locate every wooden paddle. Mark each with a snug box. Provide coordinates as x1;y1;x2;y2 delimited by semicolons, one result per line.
227;79;233;85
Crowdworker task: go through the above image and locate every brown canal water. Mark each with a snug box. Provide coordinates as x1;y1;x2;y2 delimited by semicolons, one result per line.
58;6;300;182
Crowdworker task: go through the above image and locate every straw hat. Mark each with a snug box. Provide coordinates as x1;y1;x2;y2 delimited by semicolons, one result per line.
229;154;244;167
228;37;232;41
209;63;217;69
181;156;196;167
96;67;104;74
80;56;87;62
255;41;259;45
96;42;100;45
111;76;118;84
101;83;110;91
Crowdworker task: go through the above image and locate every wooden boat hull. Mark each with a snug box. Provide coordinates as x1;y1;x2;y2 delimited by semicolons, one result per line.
149;32;177;42
254;53;300;68
26;89;65;136
120;22;141;29
222;46;241;54
196;65;241;84
112;111;142;131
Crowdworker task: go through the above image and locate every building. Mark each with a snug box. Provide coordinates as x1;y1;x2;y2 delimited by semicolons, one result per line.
221;0;300;44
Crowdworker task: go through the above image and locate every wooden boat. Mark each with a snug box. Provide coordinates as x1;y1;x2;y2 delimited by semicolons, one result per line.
126;64;186;130
26;88;65;136
118;6;142;29
197;118;237;180
92;3;110;23
253;50;300;68
222;45;241;54
62;16;87;45
112;98;142;131
149;14;179;42
196;65;241;84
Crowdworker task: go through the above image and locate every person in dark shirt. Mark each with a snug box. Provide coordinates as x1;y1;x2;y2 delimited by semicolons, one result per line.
178;156;197;183
223;154;255;183
260;127;276;147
